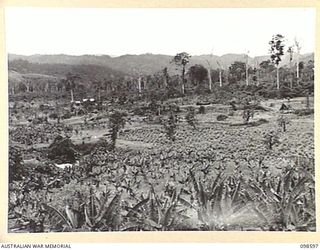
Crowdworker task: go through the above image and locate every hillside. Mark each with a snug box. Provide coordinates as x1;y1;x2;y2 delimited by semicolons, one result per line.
8;60;126;81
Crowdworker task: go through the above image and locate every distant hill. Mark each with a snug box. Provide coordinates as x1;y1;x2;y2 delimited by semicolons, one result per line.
8;52;314;77
8;60;126;82
8;53;171;76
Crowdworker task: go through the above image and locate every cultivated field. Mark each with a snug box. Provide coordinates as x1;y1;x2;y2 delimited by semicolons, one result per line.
8;95;315;232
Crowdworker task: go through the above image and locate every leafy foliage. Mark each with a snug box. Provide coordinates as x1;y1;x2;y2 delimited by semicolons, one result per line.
188;64;208;85
108;110;127;150
163;111;179;141
229;61;246;82
9;146;24;183
259;60;276;73
171;52;192;94
185;107;197;129
269;34;285;66
48;135;79;163
171;52;191;67
263;131;280;150
245;161;315;231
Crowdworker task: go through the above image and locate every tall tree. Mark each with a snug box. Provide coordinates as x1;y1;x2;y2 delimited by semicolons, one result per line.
229;61;246;83
259;60;276;74
245;51;250;86
171;52;191;94
305;60;314;83
205;60;213;92
294;38;302;85
188;64;208;86
216;61;223;87
132;68;145;94
252;59;260;85
162;67;170;88
65;73;81;102
269;34;285;89
287;45;294;89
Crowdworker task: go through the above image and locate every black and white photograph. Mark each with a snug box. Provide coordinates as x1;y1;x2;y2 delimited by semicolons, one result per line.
5;7;316;233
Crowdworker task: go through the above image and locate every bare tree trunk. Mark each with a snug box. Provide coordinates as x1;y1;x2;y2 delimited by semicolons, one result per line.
208;67;212;92
205;60;212;92
138;76;142;93
255;61;259;86
289;61;293;89
70;89;74;102
216;60;223;87
245;63;249;86
245;54;249;86
296;53;300;86
181;81;185;95
276;66;280;89
306;92;310;109
181;66;185;95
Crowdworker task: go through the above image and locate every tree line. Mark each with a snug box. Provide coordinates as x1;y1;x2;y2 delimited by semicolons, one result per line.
8;34;314;99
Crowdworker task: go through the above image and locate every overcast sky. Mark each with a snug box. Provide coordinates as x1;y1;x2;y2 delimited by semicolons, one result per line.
5;7;316;57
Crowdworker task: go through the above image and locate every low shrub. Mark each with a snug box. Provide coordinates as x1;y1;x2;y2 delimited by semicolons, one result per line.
216;114;228;121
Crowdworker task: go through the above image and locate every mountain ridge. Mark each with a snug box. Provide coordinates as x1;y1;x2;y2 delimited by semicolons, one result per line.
8;52;314;76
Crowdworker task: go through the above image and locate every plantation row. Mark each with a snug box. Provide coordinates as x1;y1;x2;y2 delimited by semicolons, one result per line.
9;141;315;232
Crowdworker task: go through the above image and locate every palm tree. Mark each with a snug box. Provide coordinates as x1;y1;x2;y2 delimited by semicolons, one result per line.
171;52;191;95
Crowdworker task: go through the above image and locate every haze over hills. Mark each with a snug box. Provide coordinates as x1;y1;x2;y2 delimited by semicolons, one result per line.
8;52;314;77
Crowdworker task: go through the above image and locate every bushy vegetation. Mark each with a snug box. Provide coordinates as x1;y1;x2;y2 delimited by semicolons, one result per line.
108;110;127;150
163;111;179;141
9;146;24;183
8;145;315;232
48;136;79;163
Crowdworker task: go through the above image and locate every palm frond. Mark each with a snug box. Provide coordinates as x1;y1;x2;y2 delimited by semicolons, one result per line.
41;203;72;229
126;197;149;218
